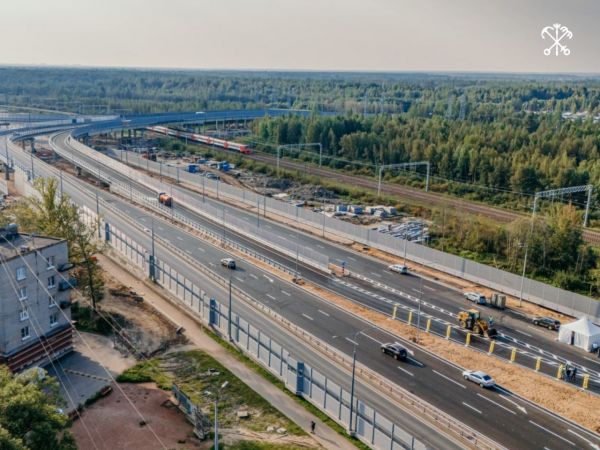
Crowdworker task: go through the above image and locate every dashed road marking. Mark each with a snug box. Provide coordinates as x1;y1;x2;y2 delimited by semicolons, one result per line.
263;275;274;283
177;236;183;241
281;290;291;296
185;249;191;254
234;277;244;283
398;366;414;377
360;332;382;345
345;337;358;346
433;370;466;389
249;273;258;280
516;329;532;337
348;257;356;262
476;393;515;415
318;309;330;317
566;429;600;449
197;247;205;252
266;294;276;300
316;244;324;249
423;285;436;291
462;402;482;414
370;272;382;278
529;421;575;446
302;313;314;321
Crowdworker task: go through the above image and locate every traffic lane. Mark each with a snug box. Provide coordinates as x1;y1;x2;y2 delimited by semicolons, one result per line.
348;271;600;381
334;330;597;450
102;146;599;378
45;143;600;442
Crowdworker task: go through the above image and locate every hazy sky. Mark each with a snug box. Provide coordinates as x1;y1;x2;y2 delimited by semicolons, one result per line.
1;0;599;73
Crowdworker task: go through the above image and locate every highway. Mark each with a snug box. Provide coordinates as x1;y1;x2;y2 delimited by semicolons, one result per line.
89;140;600;393
18;133;599;449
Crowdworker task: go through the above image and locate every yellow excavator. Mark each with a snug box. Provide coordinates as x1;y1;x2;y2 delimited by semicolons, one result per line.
457;309;497;338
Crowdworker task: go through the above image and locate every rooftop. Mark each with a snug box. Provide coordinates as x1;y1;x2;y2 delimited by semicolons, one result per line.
0;225;63;262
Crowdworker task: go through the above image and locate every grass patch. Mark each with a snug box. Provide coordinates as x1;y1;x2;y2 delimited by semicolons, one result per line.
117;350;304;436
206;332;369;450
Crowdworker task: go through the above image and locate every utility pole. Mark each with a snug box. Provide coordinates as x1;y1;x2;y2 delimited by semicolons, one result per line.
151;216;156;282
228;275;233;341
348;333;358;437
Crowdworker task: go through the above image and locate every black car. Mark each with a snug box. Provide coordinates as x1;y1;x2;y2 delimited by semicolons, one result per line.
381;343;408;361
532;317;561;330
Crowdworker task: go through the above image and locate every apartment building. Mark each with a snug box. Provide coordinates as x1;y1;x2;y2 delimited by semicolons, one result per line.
0;224;73;372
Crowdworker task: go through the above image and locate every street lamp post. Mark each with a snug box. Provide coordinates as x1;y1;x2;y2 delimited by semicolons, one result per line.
228;275;233;341
207;381;229;450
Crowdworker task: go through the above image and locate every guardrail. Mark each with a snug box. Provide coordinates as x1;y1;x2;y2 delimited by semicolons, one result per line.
6;135;504;450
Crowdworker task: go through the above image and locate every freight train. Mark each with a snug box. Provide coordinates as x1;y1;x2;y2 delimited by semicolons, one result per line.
147;125;251;154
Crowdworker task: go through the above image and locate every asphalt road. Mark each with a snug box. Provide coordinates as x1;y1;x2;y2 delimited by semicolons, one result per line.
94;142;600;392
23;134;600;449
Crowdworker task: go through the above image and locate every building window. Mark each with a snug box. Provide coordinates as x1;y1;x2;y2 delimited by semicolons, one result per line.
16;266;27;281
19;308;29;321
47;256;55;269
50;313;58;327
49;295;57;308
47;275;56;289
21;326;30;340
18;286;27;300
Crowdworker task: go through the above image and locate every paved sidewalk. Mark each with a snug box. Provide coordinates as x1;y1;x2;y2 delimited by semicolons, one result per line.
98;254;356;450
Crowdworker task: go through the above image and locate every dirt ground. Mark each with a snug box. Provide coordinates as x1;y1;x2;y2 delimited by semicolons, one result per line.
72;382;200;450
302;281;600;433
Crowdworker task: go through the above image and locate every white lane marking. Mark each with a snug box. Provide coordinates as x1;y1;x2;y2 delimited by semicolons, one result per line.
529;421;575;446
345;337;358;346
158;226;164;231
266;294;276;300
423;285;436;291
543;447;553;450
432;370;466;389
462;402;482;414
316;244;324;249
289;233;295;238
370;272;382;278
398;366;414;377
177;236;183;241
348;257;356;262
495;387;527;414
197;247;205;252
318;309;330;317
360;332;382;345
476;393;516;415
264;225;272;229
208;262;215;267
567;429;600;450
234;277;244;283
185;249;192;254
263;275;274;283
515;329;532;337
249;273;258;280
281;290;291;296
139;217;146;221
412;288;423;295
302;313;314;321
584;356;600;364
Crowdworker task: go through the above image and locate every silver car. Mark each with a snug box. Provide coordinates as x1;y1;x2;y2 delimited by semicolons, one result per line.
389;264;408;274
462;370;495;388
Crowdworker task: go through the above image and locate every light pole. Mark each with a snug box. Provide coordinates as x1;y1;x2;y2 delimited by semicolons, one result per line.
228;275;233;341
206;381;229;450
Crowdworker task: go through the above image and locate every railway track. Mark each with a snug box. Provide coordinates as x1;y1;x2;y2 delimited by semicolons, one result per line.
247;152;600;245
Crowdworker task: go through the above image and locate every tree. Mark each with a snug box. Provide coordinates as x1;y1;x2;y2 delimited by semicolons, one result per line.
0;367;76;450
8;178;104;308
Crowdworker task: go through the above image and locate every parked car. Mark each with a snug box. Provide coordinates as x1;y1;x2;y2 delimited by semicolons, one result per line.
220;258;236;269
381;342;408;361
532;317;561;330
388;264;408;275
462;370;495;388
464;292;486;305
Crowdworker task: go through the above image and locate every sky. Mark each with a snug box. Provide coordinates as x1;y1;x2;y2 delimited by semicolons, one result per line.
1;0;599;73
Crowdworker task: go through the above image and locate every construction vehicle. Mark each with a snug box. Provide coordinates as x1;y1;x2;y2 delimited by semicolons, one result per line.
457;308;497;338
158;192;173;207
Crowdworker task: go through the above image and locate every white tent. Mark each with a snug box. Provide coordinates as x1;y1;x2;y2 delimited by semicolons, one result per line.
557;318;600;352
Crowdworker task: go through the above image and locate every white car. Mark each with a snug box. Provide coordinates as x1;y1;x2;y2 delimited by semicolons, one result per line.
389;264;408;274
462;370;495;388
464;292;486;305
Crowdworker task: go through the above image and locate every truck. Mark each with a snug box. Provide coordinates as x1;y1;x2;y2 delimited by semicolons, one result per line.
489;293;506;309
158;192;173;207
187;164;198;173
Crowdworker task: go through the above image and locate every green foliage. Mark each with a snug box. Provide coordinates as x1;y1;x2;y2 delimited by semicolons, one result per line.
0;367;76;450
116;359;172;389
6;178;104;307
